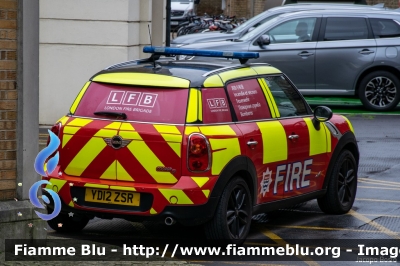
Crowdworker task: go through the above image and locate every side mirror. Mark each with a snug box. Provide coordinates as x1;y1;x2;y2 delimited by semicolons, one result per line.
256;35;270;47
194;0;200;4
312;106;333;130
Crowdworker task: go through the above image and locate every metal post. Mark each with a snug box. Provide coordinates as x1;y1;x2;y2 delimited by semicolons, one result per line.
166;0;171;46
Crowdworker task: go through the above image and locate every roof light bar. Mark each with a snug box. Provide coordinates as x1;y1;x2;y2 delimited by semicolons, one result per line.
143;46;259;60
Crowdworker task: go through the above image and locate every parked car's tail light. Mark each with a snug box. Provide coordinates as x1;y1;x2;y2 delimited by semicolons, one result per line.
46;122;61;146
188;133;210;172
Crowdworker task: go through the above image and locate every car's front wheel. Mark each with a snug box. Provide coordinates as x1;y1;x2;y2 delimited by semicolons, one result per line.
204;176;252;245
47;210;89;233
358;71;400;111
318;150;358;214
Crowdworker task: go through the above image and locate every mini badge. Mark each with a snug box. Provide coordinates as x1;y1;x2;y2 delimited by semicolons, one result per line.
104;135;132;149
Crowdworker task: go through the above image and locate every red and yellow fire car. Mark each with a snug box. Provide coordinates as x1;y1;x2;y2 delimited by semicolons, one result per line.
43;47;359;244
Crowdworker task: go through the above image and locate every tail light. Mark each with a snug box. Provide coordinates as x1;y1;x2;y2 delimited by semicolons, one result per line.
187;133;210;172
46;122;61;146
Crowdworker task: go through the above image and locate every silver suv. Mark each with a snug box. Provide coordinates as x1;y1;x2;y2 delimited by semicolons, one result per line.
180;9;400;111
171;4;387;47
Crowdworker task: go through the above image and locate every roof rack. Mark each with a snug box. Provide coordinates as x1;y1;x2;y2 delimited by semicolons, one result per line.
143;46;259;64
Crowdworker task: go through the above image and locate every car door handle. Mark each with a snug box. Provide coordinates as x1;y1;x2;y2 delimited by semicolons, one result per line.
247;140;258;146
288;134;299;140
359;49;374;55
298;51;314;57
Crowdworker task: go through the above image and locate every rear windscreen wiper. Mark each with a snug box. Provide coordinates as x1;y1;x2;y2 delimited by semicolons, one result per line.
94;111;127;119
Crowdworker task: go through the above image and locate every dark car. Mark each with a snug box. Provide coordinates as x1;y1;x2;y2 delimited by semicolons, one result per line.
171;3;387;48
178;9;400;111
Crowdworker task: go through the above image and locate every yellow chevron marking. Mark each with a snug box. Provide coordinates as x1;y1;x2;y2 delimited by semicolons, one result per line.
70;81;90;114
127;140;177;184
94;129;118;138
154;125;181;134
154;125;182;157
167;142;181;157
68;201;74;207
64;126;81;135
209;138;241;175
202;190;210;198
105;122;121;130
62;134;73;148
159;189;194;204
192;177;209;188
84;183;109;189
304;118;331;155
45;178;67;193
203;75;224;87
342;115;355;133
120;123;135;131
119;131;142;140
257;121;287;164
65;137;106;176
150;208;157;214
100;160;116;180
67;118;92;127
110;186;136;191
57;116;70;126
117;161;134;181
199;125;236;136
184;126;200;135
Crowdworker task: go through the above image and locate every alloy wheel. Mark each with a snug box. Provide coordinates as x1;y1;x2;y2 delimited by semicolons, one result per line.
365;76;397;108
337;156;356;206
226;185;250;239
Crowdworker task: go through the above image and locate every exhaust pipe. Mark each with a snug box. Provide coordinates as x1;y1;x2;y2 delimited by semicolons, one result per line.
165;217;176;226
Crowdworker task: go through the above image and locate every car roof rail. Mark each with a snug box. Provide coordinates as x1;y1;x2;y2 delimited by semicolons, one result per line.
143;46;259;65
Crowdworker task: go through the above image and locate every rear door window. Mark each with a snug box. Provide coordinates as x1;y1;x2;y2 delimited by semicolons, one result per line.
324;17;369;41
226;79;271;121
370;18;400;38
74;82;189;124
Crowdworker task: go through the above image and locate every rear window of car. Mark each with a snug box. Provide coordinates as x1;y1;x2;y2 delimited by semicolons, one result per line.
74;82;189;124
370;18;400;38
324;17;368;41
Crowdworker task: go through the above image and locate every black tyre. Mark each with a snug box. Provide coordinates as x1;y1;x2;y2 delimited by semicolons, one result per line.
358;71;400;111
47;211;89;233
204;176;252;245
318;150;358;214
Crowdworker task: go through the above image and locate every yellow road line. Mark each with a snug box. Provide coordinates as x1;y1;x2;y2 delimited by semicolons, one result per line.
348;210;400;239
358;185;400;191
359;180;400;188
356;198;400;204
262;225;382;234
258;227;320;266
354;213;400;218
359;178;400;186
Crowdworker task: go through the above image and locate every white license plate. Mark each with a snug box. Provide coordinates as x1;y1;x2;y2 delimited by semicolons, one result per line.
171;21;179;25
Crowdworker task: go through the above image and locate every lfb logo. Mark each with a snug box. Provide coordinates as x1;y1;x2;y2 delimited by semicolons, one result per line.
30;130;62;221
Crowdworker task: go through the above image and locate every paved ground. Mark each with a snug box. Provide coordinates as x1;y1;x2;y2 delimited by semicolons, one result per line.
27;107;400;266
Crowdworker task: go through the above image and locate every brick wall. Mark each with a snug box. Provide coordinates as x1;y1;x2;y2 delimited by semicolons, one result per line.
0;0;17;201
197;0;223;16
